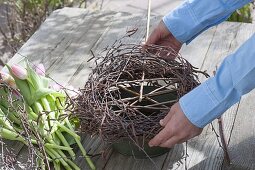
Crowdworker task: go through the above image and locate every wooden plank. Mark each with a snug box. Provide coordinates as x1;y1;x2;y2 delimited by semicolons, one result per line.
7;8;87;66
180;25;217;71
0;140;24;169
222;93;255;170
162;22;243;170
104;152;168;170
6;7;115;84
68;11;155;87
224;92;255;170
96;0;182;16
222;23;255;170
13;146;35;170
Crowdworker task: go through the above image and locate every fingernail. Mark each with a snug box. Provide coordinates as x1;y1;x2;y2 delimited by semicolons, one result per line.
159;119;164;126
148;142;154;147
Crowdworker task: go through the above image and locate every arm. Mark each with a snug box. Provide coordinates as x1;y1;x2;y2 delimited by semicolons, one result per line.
146;0;252;56
148;0;254;148
149;32;255;148
163;0;252;44
181;33;255;128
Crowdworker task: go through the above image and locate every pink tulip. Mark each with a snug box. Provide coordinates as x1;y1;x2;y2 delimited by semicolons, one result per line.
11;64;28;80
34;63;45;76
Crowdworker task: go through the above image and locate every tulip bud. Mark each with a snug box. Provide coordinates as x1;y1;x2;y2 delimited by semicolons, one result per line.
0;71;9;81
11;65;28;80
0;71;17;89
34;63;45;76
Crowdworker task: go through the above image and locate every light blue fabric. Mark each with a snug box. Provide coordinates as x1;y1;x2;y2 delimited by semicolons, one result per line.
180;34;255;127
163;0;254;128
163;0;252;43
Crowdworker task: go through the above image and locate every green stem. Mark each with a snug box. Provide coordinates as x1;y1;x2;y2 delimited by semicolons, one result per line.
65;159;81;170
45;143;72;151
45;147;59;163
75;139;96;170
57;122;80;140
41;97;55;127
46;146;72;170
65;119;96;170
26;105;38;121
55;130;76;160
0;106;21;125
7;113;21;125
0;108;15;131
37;158;46;170
0;127;26;144
33;101;49;137
41;97;59;135
46;94;60;118
55;95;65;119
57;149;80;170
53;161;61;170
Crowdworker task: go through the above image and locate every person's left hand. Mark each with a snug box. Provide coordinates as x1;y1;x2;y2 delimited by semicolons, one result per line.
149;102;203;148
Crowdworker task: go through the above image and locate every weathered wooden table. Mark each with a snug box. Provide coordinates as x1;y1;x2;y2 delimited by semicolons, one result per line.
4;7;255;170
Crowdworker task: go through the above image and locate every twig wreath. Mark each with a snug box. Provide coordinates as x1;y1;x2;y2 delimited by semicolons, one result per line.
74;41;209;144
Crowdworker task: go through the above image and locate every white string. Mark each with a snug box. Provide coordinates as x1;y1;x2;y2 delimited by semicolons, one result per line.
145;0;152;42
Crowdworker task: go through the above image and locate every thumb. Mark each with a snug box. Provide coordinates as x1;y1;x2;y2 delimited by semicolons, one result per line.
145;28;160;45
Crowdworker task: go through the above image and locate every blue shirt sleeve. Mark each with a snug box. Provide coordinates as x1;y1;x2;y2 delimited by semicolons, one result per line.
163;0;252;43
180;33;255;128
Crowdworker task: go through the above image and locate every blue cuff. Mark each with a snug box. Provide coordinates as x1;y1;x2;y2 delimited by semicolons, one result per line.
179;58;241;128
162;2;199;44
179;33;255;128
179;81;221;128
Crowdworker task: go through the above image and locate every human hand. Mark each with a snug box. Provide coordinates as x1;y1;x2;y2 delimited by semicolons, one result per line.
145;20;182;58
149;102;203;148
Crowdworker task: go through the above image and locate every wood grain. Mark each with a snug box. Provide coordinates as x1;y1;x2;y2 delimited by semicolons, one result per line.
222;23;255;170
6;8;115;84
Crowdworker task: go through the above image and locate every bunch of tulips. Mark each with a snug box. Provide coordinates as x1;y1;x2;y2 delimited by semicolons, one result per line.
0;62;95;170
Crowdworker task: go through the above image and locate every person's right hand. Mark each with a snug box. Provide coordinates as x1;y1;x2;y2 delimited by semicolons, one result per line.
148;102;203;148
145;20;182;58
